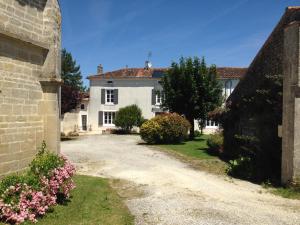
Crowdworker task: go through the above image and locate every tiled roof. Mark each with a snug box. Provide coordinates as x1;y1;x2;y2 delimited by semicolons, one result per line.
217;67;248;79
88;67;247;80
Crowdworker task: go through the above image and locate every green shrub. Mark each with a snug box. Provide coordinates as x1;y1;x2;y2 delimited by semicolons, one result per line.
207;132;224;154
194;130;201;137
29;141;65;178
226;157;254;180
115;105;143;133
140;113;190;144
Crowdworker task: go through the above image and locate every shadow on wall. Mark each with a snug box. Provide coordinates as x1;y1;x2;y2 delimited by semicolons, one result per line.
0;33;48;66
16;0;47;11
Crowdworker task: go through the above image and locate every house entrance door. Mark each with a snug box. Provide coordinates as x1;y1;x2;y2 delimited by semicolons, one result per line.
82;115;87;131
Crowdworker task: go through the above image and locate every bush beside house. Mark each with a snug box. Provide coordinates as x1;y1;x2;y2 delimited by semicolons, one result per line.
140;113;190;144
207;132;224;155
0;143;76;224
114;105;144;133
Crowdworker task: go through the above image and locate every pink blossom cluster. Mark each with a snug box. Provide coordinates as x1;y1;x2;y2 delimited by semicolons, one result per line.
41;160;76;198
0;156;76;224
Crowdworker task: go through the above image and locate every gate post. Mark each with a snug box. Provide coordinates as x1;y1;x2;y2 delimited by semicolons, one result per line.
282;21;300;185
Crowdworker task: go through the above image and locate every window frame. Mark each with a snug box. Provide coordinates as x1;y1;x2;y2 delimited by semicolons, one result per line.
155;91;162;105
103;111;116;126
205;120;219;128
155;90;163;105
105;89;115;105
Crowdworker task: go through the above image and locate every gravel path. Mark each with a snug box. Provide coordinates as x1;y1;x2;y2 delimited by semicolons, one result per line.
62;135;300;225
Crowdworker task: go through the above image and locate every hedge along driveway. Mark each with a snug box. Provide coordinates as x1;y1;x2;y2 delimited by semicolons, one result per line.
62;135;300;225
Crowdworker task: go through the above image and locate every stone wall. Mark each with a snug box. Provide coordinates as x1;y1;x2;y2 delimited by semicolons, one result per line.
282;22;300;184
0;0;61;177
224;7;300;183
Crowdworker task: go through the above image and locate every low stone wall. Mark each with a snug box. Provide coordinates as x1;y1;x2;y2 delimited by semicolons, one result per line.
61;113;79;135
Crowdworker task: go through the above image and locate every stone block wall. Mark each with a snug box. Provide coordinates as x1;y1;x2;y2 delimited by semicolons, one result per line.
224;7;300;184
282;22;300;184
0;0;61;177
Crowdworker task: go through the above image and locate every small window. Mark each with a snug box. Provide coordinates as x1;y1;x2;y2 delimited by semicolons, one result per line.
156;92;162;105
107;81;113;84
105;89;114;104
156;91;163;105
103;112;116;125
205;120;219;127
80;104;85;110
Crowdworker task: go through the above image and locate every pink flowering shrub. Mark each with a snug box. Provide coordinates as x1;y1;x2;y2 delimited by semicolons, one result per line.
0;142;76;224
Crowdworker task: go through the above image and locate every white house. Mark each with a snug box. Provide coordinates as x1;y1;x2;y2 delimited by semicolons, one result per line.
83;63;247;133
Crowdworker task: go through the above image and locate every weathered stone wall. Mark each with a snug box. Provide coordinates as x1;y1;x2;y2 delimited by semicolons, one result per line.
282;22;300;184
0;0;61;177
224;7;300;183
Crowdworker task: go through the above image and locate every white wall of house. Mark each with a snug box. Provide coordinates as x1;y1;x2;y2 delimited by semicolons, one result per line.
89;78;163;132
61;99;89;134
221;79;239;100
86;77;240;133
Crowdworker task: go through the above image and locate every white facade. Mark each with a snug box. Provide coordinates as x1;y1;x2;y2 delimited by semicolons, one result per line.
88;78;164;132
61;98;89;134
87;76;240;133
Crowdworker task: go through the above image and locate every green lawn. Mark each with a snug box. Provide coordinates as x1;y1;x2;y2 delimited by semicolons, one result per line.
0;175;134;225
157;135;228;175
158;136;213;160
270;186;300;200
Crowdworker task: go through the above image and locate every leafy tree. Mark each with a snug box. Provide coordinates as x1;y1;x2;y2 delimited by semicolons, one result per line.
162;57;222;138
114;105;143;133
61;49;85;114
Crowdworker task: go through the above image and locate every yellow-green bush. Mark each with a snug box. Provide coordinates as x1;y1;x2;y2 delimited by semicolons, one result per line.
207;132;224;154
140;113;190;144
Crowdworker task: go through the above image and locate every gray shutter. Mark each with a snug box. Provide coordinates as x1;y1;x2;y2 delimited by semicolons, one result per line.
101;89;105;104
98;111;103;126
152;89;156;105
114;89;118;105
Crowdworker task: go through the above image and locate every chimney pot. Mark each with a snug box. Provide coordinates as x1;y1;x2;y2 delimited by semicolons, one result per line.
97;64;103;74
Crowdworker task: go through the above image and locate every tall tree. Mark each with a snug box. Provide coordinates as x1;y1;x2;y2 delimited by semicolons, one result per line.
162;57;222;138
61;49;85;114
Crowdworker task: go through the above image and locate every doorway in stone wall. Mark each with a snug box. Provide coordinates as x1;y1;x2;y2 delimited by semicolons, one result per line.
82;115;87;131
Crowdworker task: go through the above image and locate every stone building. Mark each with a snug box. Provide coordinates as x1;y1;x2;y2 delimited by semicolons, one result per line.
225;7;300;184
0;0;61;176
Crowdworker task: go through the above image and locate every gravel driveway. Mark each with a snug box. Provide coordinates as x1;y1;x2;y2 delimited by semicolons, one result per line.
62;134;300;225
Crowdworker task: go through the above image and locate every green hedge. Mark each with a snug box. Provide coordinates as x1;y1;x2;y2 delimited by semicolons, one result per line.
140;113;190;144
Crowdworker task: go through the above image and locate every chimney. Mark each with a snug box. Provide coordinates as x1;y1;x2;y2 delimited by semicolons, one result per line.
145;60;152;70
97;64;103;74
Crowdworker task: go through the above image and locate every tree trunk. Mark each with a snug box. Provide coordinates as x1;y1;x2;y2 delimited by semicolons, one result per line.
188;117;195;140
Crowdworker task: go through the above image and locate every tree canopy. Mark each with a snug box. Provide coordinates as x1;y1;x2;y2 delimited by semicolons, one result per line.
61;49;85;91
162;57;223;138
61;49;85;114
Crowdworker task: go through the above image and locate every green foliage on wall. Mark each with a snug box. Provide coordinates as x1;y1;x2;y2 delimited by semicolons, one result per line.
222;74;283;183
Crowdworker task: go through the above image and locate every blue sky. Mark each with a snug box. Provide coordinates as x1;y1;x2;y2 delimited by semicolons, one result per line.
60;0;299;86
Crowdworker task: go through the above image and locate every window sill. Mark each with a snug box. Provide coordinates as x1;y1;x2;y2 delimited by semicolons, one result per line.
103;124;115;127
104;103;115;106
